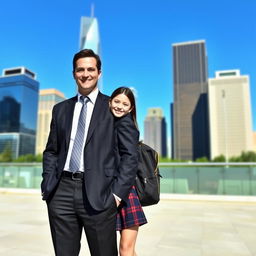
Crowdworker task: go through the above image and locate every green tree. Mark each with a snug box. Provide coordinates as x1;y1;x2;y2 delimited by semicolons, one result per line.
158;156;187;163
35;154;43;162
14;154;36;162
228;155;241;162
13;153;43;163
195;156;208;162
212;154;226;162
159;157;172;162
240;151;256;162
0;143;13;162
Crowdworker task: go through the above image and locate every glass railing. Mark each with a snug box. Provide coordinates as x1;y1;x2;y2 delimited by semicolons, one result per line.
0;162;256;195
159;162;256;195
0;163;42;189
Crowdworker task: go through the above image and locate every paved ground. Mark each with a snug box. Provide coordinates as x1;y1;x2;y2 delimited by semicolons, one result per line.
0;190;256;256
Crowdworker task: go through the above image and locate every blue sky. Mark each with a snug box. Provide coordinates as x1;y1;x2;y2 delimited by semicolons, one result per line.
0;0;255;142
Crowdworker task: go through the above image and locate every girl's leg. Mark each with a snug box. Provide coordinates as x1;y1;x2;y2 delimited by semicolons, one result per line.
119;225;139;256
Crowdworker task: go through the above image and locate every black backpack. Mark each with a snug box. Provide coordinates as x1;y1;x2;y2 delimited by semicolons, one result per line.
135;142;161;206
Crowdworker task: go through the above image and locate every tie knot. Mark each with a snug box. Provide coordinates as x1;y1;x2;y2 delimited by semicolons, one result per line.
80;95;89;104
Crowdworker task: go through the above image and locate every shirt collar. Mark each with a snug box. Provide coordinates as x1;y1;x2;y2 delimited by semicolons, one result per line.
77;88;99;104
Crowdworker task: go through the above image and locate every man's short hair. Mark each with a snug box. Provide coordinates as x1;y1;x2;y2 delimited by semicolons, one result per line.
73;49;101;72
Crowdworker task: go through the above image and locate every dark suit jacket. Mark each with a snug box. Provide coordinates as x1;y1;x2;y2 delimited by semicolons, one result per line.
41;92;139;211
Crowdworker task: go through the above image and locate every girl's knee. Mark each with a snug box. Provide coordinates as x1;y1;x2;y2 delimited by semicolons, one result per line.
119;241;135;256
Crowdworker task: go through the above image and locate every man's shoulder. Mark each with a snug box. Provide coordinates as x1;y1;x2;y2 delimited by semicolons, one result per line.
97;91;110;101
53;96;76;109
95;92;111;110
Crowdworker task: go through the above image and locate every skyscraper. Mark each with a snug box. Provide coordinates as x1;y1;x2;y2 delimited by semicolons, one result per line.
171;40;209;160
79;10;102;90
79;15;100;54
144;108;167;157
36;89;66;154
253;132;256;152
208;70;253;160
0;67;39;159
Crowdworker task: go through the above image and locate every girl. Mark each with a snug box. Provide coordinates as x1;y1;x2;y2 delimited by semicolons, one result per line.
109;87;147;256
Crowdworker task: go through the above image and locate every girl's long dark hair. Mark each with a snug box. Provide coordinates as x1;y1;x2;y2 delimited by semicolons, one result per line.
110;87;138;128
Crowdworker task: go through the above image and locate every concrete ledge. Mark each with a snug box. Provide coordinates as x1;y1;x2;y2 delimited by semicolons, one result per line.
1;188;256;203
160;193;256;203
0;188;40;195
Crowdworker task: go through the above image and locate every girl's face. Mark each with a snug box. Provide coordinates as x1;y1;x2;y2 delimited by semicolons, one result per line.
110;93;132;118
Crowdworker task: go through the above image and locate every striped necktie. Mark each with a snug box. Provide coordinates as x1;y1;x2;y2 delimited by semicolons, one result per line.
69;96;89;172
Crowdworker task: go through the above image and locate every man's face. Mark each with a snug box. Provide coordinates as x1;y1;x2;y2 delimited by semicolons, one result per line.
73;57;101;95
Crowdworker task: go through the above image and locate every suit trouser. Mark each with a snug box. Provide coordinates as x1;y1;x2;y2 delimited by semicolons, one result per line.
47;175;118;256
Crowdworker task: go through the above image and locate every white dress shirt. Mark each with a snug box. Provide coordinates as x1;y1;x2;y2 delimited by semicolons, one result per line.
64;88;99;172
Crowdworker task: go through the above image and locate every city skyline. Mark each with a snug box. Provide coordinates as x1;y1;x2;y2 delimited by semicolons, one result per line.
0;0;255;141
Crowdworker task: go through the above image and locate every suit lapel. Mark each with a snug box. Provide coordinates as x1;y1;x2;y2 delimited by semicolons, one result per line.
65;96;77;149
85;92;106;146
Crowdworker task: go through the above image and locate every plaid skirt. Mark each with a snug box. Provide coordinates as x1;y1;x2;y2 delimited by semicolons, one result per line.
116;186;147;231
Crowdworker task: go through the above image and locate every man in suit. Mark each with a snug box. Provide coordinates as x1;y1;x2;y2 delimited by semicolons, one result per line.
41;49;139;256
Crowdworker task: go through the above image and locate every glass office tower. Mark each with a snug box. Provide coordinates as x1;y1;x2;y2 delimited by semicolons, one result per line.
79;15;102;90
171;40;209;160
79;16;101;54
0;67;39;159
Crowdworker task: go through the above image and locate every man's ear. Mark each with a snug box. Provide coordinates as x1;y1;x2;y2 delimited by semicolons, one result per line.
98;70;102;79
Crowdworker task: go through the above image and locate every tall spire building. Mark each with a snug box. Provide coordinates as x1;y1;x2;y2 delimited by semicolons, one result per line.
79;6;102;89
171;40;209;160
79;4;101;54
